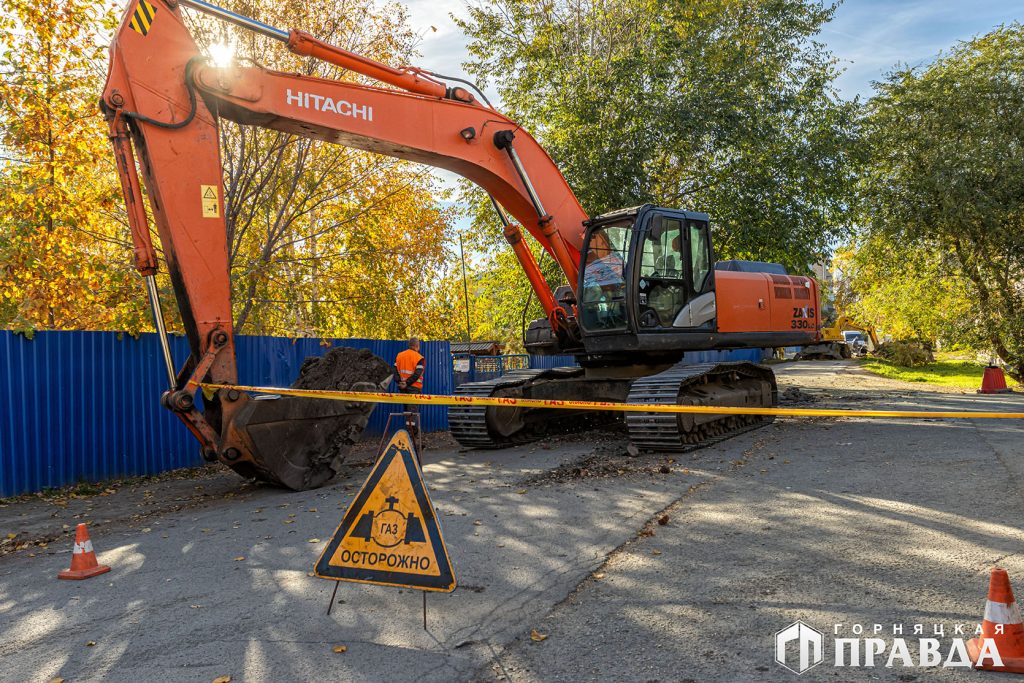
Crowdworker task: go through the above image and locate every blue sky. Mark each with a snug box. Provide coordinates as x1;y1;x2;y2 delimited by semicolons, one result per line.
824;0;1021;99
403;0;1022;102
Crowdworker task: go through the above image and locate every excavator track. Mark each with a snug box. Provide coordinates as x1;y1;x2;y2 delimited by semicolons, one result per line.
625;361;777;451
449;367;586;448
451;361;776;453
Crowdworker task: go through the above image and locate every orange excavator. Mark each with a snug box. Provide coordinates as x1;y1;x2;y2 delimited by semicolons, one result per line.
102;0;822;488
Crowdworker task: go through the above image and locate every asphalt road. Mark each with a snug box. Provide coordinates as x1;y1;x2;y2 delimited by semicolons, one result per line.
2;361;1023;682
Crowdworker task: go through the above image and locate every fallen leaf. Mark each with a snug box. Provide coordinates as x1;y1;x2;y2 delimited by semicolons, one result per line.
307;538;320;543
308;508;318;513
86;641;96;647
530;629;548;642
49;678;64;683
515;489;527;495
283;520;294;525
593;572;606;580
190;605;203;609
212;677;232;683
5;533;15;540
473;520;482;526
651;549;662;555
332;645;348;653
234;556;246;561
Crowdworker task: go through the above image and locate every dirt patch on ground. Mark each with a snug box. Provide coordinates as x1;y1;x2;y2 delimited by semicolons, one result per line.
517;427;684;486
780;386;817;404
291;346;393;390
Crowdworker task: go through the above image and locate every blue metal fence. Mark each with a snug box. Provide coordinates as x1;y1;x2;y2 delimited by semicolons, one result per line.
453;353;534;386
0;331;451;497
453;349;765;384
0;330;768;496
528;354;581;370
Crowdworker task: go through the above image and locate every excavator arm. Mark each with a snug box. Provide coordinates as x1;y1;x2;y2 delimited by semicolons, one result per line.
824;315;880;349
101;0;590;487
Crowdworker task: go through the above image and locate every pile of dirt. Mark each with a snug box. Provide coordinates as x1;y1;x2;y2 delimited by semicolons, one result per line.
873;341;934;366
291;346;393;390
780;386;816;404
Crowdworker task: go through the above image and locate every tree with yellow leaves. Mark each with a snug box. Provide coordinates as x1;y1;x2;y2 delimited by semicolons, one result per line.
185;0;458;340
0;0;145;333
2;0;459;343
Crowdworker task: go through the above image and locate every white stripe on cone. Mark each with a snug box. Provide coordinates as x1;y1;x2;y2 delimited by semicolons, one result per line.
72;540;94;554
984;600;1023;625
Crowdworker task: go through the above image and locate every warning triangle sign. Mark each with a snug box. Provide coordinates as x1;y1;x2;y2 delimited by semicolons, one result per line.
314;430;455;592
203;187;216;199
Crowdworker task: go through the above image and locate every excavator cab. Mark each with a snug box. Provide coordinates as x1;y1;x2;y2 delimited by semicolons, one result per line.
576;205;717;359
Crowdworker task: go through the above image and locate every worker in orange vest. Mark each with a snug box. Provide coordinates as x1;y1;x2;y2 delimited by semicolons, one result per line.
394;337;425;438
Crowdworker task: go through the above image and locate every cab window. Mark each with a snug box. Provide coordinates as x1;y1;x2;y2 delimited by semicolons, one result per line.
637;217;687;327
689;220;711;293
580;223;632;331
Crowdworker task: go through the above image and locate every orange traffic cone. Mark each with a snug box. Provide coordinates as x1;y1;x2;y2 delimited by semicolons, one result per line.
978;366;1012;394
57;523;111;580
968;568;1024;672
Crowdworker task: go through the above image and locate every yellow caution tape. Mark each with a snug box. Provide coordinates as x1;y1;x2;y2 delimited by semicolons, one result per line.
200;383;1024;419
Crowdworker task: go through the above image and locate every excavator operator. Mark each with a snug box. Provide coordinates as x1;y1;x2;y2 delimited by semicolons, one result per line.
581;228;627;329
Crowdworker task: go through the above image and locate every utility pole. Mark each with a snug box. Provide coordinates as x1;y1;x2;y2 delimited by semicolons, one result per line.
459;232;471;342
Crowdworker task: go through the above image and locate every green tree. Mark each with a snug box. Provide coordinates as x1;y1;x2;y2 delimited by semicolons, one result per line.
834;236;980;348
456;0;861;271
860;24;1024;378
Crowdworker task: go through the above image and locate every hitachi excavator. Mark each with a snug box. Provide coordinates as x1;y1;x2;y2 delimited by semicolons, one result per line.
101;0;823;489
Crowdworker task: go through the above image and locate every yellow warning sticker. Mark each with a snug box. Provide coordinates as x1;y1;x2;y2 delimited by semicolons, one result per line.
128;0;158;36
314;430;455;592
200;185;219;218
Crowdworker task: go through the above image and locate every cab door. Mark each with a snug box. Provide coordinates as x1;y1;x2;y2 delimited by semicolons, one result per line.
634;211;714;330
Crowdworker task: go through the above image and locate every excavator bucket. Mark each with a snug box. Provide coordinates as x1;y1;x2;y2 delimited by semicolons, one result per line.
218;347;395;490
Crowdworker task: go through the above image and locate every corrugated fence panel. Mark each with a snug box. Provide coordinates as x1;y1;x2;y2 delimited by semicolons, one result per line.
0;331;199;497
528;349;766;369
0;332;453;496
529;354;579;370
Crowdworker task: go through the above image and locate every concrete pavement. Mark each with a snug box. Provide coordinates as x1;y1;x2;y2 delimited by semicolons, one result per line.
1;361;1022;682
